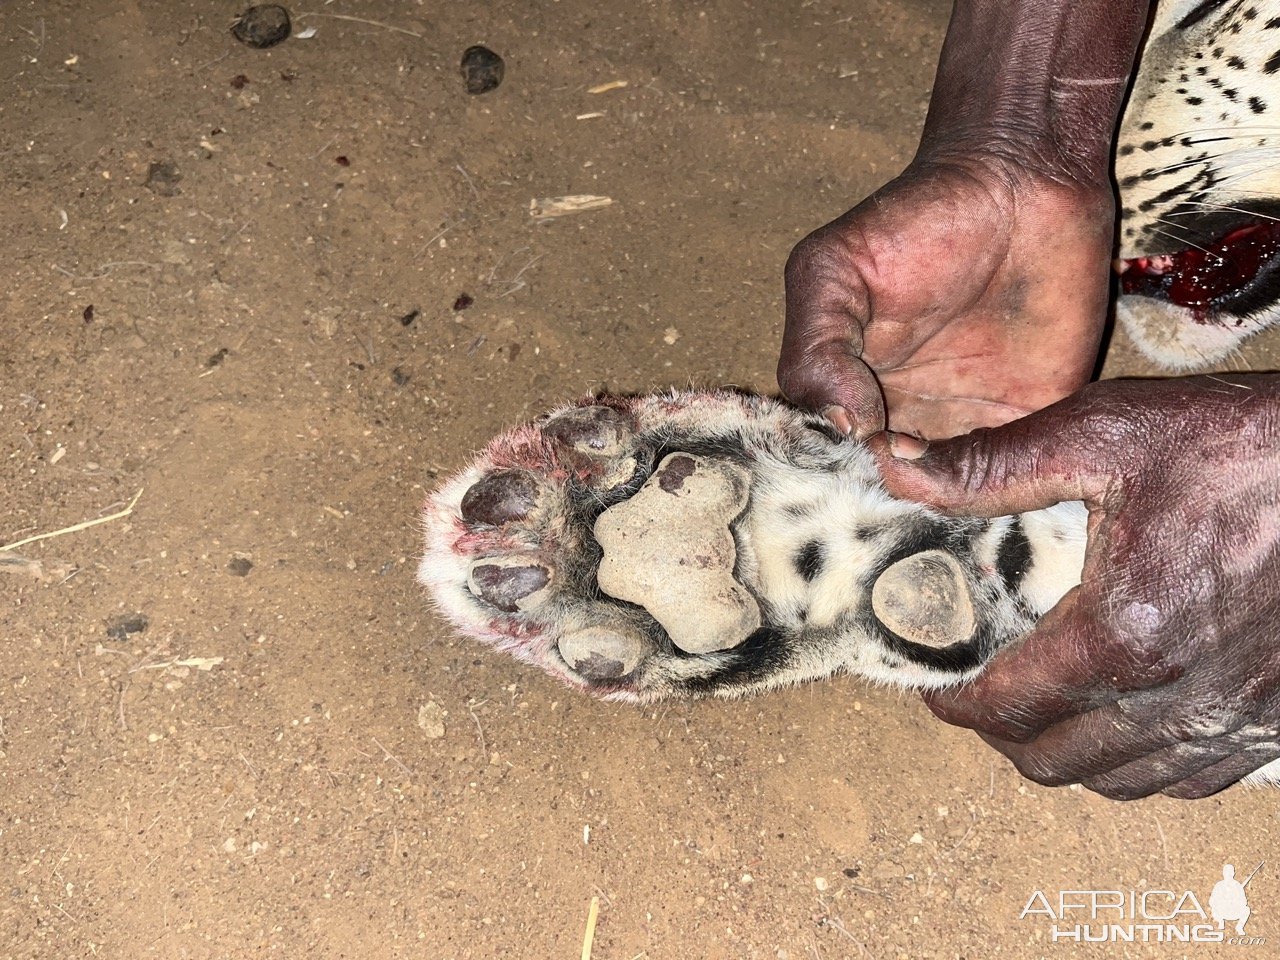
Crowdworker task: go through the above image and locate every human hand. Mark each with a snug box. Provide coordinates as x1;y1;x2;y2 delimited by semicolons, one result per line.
874;375;1280;799
781;156;1114;440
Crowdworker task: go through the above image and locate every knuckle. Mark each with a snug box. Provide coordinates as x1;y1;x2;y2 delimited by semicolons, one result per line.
1171;700;1249;740
1092;603;1189;688
936;429;1035;501
783;230;832;287
951;433;1005;496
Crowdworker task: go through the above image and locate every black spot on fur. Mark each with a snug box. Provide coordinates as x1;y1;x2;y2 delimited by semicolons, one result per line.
794;540;824;582
1186;96;1203;106
1137;167;1214;212
1267;17;1280;29
1223;87;1239;101
1267;50;1280;73
783;501;817;520
802;417;845;444
1178;1;1229;30
996;519;1033;591
1251;96;1268;114
875;625;986;675
648;435;752;470
1227;55;1246;69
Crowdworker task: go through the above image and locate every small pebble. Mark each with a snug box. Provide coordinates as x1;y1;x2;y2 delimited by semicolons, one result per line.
814;877;828;892
460;45;504;94
417;702;446;738
228;557;253;577
232;5;292;48
452;292;474;311
145;161;182;197
106;613;149;640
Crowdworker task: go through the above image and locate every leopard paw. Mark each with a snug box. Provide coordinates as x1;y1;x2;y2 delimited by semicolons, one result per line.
419;391;1086;701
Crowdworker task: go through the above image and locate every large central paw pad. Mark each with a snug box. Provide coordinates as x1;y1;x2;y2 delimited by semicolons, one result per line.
594;453;760;654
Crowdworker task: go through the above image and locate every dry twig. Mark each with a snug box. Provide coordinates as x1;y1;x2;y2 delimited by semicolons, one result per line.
1;489;142;553
581;896;600;960
297;13;422;38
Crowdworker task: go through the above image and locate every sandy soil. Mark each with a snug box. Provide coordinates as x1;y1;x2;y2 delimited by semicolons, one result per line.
3;1;1279;958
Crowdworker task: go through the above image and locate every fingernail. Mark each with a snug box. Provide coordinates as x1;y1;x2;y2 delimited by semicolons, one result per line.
822;405;853;437
887;431;928;460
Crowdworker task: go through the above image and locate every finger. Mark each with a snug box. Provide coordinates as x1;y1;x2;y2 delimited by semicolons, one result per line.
777;343;885;439
869;390;1120;517
981;700;1188;787
781;232;886;438
1081;738;1280;801
1161;745;1280;800
922;594;1181;742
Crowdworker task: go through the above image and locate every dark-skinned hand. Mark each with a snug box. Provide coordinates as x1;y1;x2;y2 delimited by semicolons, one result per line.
781;156;1114;441
873;375;1280;799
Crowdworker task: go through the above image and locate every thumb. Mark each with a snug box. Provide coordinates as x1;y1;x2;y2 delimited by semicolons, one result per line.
781;231;886;439
868;395;1116;517
777;337;886;440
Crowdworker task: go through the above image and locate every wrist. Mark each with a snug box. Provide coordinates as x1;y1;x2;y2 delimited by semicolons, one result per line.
918;0;1151;185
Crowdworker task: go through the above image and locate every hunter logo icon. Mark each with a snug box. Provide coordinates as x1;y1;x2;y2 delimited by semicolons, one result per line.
1210;863;1262;935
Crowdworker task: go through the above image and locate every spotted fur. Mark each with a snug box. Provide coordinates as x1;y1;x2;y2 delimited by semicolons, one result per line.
1117;0;1280;366
420;391;1087;700
420;391;1280;786
417;2;1280;787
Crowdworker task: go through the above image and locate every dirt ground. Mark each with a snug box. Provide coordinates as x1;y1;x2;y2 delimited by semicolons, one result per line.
3;1;1279;958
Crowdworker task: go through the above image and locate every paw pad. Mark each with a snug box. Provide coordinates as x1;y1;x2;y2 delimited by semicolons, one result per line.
460;470;540;526
467;556;552;612
594;453;760;654
543;405;631;456
871;550;974;648
557;624;650;680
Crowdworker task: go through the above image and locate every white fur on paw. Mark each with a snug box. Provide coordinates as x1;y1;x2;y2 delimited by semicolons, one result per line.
594;452;760;653
871;550;975;648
